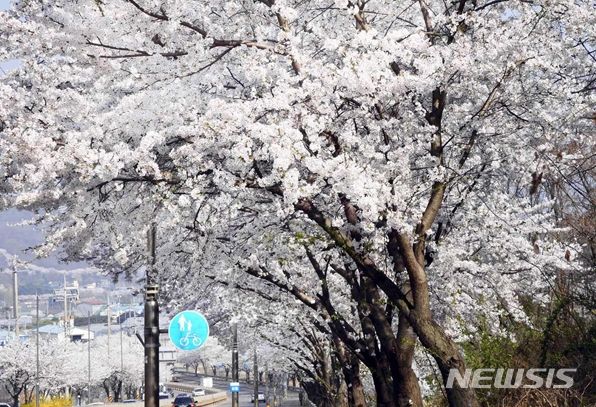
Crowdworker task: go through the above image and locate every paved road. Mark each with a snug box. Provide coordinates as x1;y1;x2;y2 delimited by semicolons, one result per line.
170;370;299;407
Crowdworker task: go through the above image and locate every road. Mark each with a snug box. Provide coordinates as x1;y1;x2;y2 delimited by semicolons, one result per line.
169;370;300;407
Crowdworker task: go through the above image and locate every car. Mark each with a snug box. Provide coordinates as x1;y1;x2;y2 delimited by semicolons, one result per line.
250;392;266;403
172;375;182;382
172;395;195;407
159;391;171;399
192;388;206;398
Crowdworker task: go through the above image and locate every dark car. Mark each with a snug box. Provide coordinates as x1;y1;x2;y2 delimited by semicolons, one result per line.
172;395;194;407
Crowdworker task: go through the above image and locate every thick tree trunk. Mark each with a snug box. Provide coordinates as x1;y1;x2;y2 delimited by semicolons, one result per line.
362;277;423;407
395;315;424;407
408;314;479;407
332;336;366;407
102;381;110;399
115;380;122;402
359;312;393;407
370;371;393;407
347;360;367;407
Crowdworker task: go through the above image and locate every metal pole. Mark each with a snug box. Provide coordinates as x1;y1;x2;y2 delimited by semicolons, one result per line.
12;269;19;339
144;224;159;407
64;274;68;336
35;294;40;407
232;324;239;407
265;362;269;403
253;346;259;407
120;316;124;371
107;295;111;368
88;311;91;405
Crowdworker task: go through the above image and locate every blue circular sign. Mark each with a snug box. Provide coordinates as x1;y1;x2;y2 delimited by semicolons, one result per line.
168;310;209;351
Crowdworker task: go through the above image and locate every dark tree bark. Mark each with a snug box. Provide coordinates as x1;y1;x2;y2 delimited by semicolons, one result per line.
331;336;366;407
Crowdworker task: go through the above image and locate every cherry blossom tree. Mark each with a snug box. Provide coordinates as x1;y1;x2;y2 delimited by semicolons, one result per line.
1;0;594;406
0;341;34;407
177;337;228;376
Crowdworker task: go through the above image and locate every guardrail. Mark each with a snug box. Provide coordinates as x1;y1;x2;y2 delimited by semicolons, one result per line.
193;392;227;407
164;382;198;393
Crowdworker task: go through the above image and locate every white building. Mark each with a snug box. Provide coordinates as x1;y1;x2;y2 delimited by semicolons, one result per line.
38;324;95;342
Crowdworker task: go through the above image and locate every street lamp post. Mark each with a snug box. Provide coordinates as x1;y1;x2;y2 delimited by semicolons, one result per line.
88;311;91;405
35;294;40;407
144;224;160;407
253;346;259;407
232;324;239;407
120;317;124;371
12;269;19;339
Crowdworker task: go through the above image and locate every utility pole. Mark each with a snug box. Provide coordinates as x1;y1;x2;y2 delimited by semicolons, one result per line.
35;294;40;407
87;311;91;405
107;295;111;367
120;316;124;372
253;346;259;407
231;324;239;407
12;268;19;339
265;362;269;404
63;274;68;336
144;224;160;407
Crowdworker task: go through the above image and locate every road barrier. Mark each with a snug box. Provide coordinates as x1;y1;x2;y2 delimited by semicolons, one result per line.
193;393;227;407
164;383;197;393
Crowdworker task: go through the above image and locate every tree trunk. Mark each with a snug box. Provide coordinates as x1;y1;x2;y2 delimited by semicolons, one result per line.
408;314;479;407
102;381;110;399
395;314;424;407
115;380;122;402
332;336;366;407
342;355;367;407
362;277;423;407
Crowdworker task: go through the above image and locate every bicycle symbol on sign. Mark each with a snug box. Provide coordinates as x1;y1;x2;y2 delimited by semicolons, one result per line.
179;331;203;347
